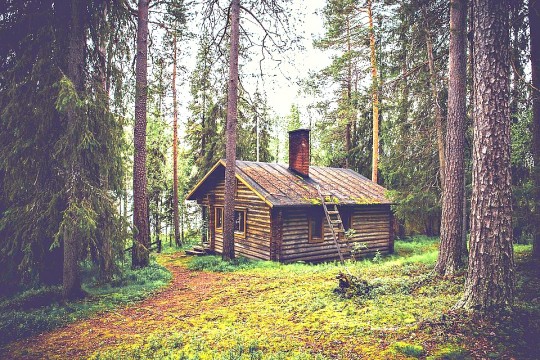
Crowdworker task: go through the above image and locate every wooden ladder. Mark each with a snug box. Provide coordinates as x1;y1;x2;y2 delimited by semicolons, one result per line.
316;185;345;265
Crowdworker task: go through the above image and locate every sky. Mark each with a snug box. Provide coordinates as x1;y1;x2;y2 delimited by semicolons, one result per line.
177;0;331;121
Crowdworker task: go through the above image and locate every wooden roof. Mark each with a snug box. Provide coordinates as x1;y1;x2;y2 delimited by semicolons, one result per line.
187;159;392;207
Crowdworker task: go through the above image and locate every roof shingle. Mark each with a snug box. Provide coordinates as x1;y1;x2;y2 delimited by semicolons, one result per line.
187;160;391;207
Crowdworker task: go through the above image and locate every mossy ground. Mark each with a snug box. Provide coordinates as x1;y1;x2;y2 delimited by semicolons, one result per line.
0;258;171;346
1;237;538;359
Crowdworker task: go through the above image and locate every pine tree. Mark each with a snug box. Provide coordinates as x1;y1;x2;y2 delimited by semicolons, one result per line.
222;0;241;261
436;0;468;276
132;0;151;268
378;0;448;236
368;0;380;183
314;0;364;170
456;0;514;311
530;0;540;259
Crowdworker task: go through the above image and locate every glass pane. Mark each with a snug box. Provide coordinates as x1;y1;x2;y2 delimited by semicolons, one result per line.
234;210;245;232
311;216;322;239
216;208;223;228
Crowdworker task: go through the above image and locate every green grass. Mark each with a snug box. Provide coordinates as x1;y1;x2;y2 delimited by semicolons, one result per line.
0;257;171;346
3;236;539;360
91;236;538;359
156;233;201;254
187;235;440;274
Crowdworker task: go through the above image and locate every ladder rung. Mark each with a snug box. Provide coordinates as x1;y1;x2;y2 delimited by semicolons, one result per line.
331;220;342;224
327;211;339;215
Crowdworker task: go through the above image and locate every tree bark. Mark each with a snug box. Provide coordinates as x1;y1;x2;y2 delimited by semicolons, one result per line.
456;0;514;311
530;0;540;260
435;0;467;276
132;0;150;268
172;33;181;248
368;0;379;184
63;0;85;299
425;30;446;189
222;0;240;261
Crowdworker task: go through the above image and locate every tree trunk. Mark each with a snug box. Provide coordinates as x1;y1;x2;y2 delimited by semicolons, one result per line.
222;0;240;261
456;0;514;311
345;16;352;169
172;33;181;248
530;0;540;260
154;196;160;252
368;0;379;184
63;0;85;299
132;0;150;268
425;30;446;189
124;179;128;219
97;1;113;282
435;0;467;276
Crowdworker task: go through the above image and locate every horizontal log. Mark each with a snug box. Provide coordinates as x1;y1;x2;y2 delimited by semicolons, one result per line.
281;239;391;253
282;245;390;260
282;250;391;263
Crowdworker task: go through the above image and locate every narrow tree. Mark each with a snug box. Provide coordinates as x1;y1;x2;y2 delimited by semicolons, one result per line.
132;0;151;268
435;0;467;276
456;0;514;311
63;0;85;299
172;33;182;248
368;0;380;183
531;0;540;260
222;0;240;261
425;27;446;188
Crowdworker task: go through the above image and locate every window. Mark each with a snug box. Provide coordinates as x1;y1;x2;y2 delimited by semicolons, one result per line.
234;209;246;236
215;207;223;232
202;206;209;242
309;212;324;243
341;209;353;231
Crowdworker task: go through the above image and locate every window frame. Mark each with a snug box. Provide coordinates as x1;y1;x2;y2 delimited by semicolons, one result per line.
215;206;223;232
234;208;247;238
309;211;324;243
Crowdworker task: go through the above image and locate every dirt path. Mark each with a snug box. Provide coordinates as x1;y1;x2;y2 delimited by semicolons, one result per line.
1;253;229;359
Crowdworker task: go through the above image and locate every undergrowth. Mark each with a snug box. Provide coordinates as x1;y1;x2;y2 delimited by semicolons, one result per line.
3;237;539;360
0;257;170;346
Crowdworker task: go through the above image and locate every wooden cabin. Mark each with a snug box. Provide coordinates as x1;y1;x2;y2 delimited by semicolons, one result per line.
187;129;394;263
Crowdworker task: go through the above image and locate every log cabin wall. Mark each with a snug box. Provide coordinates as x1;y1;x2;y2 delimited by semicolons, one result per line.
200;177;272;260
280;205;392;263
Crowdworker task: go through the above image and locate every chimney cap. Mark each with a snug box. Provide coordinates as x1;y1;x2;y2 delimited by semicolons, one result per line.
288;128;311;134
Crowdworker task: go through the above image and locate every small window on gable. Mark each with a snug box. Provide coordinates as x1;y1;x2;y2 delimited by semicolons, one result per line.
234;209;246;237
309;211;324;243
215;207;223;232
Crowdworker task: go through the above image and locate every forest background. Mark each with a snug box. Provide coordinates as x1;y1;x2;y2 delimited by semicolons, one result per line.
0;0;537;302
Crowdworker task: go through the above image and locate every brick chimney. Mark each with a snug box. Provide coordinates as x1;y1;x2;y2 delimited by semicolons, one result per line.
288;129;310;177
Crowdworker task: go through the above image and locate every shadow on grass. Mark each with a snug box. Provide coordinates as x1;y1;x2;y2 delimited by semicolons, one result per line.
0;257;171;347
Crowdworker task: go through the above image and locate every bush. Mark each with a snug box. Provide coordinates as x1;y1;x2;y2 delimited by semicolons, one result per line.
334;272;374;299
